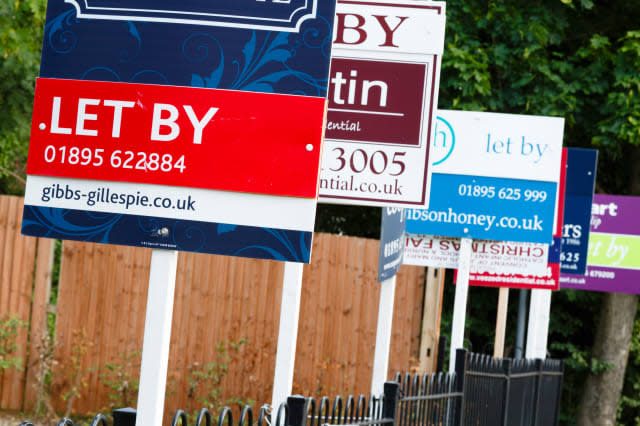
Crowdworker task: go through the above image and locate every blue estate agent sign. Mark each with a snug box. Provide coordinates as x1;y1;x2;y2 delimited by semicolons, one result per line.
66;0;318;31
379;208;406;282
21;0;336;263
407;110;565;244
560;148;598;275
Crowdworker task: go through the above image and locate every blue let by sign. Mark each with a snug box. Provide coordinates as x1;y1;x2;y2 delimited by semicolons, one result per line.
560;148;598;274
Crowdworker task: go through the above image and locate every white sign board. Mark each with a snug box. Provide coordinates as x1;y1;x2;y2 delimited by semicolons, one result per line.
407;110;565;244
318;0;446;207
404;234;549;275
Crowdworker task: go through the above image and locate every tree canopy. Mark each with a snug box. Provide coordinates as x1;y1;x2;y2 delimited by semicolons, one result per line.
0;0;45;194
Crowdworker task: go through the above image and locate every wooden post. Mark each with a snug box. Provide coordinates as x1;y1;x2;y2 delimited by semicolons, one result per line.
494;287;509;358
419;267;445;372
24;238;55;409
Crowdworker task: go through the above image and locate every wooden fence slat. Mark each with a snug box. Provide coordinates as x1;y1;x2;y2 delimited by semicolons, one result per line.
0;196;16;318
0;196;14;408
0;197;37;409
24;238;55;410
3;197;25;408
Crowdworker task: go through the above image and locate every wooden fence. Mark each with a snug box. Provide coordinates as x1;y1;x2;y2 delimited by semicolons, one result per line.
50;235;425;416
0;195;430;417
0;195;53;411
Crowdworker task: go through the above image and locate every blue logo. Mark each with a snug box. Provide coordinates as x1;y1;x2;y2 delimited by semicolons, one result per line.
431;116;455;166
65;0;318;32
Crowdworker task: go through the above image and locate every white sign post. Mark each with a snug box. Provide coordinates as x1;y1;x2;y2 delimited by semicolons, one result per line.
449;237;472;372
271;262;304;410
371;276;397;396
137;249;179;426
525;289;552;359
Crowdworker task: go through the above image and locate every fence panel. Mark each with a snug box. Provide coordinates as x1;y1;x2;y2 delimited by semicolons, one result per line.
0;195;54;411
506;359;539;426
536;359;563;426
293;234;425;399
462;353;507;426
462;352;564;426
51;233;425;416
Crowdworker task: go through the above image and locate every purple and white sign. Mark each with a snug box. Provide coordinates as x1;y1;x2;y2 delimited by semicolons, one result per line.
560;194;640;294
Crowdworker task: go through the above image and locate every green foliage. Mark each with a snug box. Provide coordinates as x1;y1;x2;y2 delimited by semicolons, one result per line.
185;338;254;419
594;31;640;150
61;328;95;418
0;0;46;194
316;205;381;238
0;314;27;373
99;350;141;411
30;329;58;421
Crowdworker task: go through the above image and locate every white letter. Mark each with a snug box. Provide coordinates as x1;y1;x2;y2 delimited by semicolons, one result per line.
362;80;388;107
104;100;135;138
331;72;347;105
183;106;218;144
51;97;72;135
76;98;100;136
151;104;180;142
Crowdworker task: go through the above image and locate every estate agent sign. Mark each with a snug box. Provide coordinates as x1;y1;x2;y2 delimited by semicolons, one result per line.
378;207;406;281
461;148;567;290
561;194;640;294
560;148;598;274
404;235;550;276
21;0;337;263
318;0;446;207
407;110;565;244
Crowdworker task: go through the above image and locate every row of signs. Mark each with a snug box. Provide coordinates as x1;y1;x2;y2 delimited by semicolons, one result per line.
22;0;449;263
393;148;640;295
20;0;636;297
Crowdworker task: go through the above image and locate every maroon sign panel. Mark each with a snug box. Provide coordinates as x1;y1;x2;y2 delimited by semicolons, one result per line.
326;58;426;146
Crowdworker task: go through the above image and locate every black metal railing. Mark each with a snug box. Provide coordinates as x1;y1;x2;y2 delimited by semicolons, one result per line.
290;392;387;426
393;358;465;426
18;350;562;426
461;351;564;426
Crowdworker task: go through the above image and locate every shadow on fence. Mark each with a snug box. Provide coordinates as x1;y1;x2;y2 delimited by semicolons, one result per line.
19;349;563;426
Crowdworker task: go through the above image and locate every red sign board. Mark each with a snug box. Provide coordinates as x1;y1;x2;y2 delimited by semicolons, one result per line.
27;78;325;199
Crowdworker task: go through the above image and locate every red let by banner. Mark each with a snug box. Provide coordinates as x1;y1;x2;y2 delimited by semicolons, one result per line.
27;78;326;199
